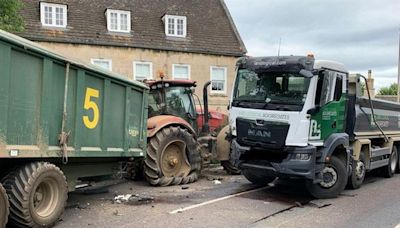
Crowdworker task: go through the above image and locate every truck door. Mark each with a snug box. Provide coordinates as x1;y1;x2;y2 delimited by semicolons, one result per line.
309;70;347;141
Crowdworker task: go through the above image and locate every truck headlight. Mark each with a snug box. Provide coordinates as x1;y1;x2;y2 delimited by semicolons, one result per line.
294;153;311;160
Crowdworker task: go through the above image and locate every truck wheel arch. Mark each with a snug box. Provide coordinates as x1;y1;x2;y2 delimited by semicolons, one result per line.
318;133;350;167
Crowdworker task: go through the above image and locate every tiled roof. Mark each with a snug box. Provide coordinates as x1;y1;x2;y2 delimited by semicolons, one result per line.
18;0;247;56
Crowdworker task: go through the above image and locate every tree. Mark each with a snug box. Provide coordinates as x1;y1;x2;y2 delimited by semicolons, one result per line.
378;83;398;95
0;0;24;32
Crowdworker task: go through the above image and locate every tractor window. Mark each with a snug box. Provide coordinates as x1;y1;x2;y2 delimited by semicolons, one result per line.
148;86;195;119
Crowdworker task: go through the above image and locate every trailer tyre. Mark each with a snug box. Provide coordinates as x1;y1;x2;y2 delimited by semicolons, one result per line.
0;184;9;228
144;126;202;186
242;169;276;185
2;162;68;227
306;156;346;199
383;146;398;178
346;153;366;189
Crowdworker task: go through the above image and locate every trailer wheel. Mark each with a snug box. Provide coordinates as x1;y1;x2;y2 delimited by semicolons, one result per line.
0;184;9;228
383;146;398;178
242;169;276;185
346;153;366;189
144;126;202;186
221;161;241;175
306;156;346;199
2;162;68;227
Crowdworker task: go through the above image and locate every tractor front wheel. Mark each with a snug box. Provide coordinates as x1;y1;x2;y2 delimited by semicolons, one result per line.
144;126;202;186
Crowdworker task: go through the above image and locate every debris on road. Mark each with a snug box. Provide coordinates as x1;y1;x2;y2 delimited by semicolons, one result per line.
181;185;189;190
113;194;154;205
213;180;222;185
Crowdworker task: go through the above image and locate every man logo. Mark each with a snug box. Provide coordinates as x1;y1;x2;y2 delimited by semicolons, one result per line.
248;129;271;138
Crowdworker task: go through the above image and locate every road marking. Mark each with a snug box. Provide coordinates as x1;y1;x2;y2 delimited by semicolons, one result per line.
395;224;400;228
169;186;270;214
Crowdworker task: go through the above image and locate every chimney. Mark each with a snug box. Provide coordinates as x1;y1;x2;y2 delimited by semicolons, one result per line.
364;69;375;97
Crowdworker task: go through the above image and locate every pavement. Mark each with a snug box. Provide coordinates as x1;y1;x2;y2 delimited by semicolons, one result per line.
55;166;400;228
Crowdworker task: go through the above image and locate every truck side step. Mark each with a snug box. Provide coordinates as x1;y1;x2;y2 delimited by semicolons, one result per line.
370;147;390;158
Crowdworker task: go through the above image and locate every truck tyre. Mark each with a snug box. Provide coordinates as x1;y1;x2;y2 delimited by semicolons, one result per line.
306;156;347;199
346;153;366;189
2;162;68;227
0;184;9;228
144;126;202;186
382;146;398;178
242;169;276;185
221;161;241;175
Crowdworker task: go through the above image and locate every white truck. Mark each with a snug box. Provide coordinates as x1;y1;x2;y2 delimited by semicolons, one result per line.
227;55;400;198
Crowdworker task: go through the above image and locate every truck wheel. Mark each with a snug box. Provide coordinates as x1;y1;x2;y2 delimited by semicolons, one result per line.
346;153;366;189
2;162;68;227
382;146;398;178
242;169;276;185
144;126;202;186
0;184;9;228
306;156;347;199
221;160;241;175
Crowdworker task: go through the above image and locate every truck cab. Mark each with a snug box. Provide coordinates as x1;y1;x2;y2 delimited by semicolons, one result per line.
229;55;351;198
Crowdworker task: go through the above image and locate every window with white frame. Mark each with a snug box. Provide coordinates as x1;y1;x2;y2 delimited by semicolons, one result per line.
163;15;187;37
172;64;190;80
211;67;227;93
106;9;131;33
134;62;152;81
91;59;112;71
40;2;67;28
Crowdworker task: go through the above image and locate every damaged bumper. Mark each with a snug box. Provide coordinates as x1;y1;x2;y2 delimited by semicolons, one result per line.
232;139;319;180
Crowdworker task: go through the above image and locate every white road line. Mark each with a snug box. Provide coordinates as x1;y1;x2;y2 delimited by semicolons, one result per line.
169;186;270;214
394;224;400;228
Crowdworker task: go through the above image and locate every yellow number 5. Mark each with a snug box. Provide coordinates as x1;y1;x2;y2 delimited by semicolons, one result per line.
83;88;100;129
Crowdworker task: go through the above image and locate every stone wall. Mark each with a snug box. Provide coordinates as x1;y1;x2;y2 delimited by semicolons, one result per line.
38;42;239;111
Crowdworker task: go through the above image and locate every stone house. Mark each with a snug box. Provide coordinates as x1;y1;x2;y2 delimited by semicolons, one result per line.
18;0;247;110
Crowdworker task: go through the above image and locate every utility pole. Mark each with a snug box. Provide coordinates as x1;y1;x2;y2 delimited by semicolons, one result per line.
397;30;400;102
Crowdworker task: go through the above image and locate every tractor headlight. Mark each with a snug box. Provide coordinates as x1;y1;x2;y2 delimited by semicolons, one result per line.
294;153;311;160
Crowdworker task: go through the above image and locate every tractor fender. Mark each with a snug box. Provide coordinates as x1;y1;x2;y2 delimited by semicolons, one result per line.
216;125;231;161
147;115;196;138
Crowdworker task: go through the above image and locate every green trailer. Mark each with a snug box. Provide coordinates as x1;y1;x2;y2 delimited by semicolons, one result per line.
0;30;148;227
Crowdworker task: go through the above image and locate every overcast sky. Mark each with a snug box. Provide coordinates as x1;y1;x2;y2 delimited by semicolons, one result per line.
225;0;400;92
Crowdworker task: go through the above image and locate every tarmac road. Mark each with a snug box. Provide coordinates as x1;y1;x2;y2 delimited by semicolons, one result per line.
56;166;400;228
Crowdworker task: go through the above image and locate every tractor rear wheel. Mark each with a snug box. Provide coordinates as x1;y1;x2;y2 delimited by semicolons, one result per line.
2;162;68;227
0;184;9;228
144;126;202;186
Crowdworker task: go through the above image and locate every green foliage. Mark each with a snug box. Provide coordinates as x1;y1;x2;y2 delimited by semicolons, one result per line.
0;0;24;32
378;83;398;95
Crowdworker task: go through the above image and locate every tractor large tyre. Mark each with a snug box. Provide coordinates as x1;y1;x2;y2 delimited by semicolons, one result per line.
2;162;68;227
144;126;202;186
0;184;9;228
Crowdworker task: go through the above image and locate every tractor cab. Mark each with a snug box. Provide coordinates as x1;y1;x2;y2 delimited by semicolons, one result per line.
146;79;199;132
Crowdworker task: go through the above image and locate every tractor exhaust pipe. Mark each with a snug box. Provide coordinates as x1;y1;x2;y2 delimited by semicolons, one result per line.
202;81;211;133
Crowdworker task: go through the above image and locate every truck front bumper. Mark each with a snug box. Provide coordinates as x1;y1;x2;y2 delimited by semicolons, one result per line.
232;139;320;180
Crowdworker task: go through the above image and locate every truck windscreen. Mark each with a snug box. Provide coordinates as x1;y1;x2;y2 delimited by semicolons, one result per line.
232;69;311;111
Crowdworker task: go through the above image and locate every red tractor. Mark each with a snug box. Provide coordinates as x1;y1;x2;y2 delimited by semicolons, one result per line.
143;78;238;186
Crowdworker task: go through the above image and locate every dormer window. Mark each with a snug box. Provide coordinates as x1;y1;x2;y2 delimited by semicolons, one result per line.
40;2;67;28
163;15;187;38
106;9;131;33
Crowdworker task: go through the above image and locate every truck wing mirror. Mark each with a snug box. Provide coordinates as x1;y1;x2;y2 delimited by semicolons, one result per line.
300;69;314;78
307;105;320;115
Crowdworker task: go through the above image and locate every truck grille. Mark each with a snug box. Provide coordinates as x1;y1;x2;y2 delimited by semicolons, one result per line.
236;118;289;149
